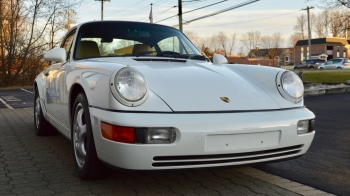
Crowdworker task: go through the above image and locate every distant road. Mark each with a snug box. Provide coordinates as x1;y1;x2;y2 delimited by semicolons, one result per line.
0;88;34;109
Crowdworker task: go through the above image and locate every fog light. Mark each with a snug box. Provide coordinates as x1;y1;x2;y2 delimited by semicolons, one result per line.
146;128;176;144
297;120;309;135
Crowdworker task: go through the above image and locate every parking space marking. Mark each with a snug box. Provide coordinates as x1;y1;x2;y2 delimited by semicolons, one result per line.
0;97;14;109
21;88;34;93
1;96;21;101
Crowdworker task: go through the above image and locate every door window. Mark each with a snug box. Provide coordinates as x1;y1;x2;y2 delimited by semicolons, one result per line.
62;31;76;61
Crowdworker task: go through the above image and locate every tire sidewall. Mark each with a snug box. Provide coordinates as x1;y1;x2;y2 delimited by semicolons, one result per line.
71;93;96;177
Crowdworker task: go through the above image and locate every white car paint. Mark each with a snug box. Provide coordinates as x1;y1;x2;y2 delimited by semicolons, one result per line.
34;21;315;174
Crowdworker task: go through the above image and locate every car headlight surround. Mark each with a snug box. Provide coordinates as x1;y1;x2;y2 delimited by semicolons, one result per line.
110;67;148;107
276;71;304;103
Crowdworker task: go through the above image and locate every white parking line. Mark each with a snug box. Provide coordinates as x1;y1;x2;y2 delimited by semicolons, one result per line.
21;88;34;94
0;97;14;109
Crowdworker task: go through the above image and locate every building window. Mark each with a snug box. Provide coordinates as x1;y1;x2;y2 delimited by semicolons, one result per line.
301;47;304;61
337;46;339;57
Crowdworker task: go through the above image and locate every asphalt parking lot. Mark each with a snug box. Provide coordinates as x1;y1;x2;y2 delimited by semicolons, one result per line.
1;88;345;196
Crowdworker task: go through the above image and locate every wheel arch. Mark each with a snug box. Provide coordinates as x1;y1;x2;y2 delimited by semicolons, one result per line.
69;83;87;127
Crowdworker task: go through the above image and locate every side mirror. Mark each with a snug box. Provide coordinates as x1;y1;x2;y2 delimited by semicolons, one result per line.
212;54;228;65
44;48;67;62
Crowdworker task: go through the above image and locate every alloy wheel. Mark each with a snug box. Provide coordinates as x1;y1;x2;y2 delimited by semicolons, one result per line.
73;103;87;169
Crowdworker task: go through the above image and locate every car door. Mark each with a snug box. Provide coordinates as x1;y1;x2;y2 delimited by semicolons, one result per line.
45;30;76;134
331;59;341;69
323;60;332;69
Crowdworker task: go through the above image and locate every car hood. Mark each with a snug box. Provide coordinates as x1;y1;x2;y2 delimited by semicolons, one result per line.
84;58;281;111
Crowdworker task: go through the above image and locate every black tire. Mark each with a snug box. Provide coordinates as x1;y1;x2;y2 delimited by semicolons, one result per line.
71;93;108;180
34;88;52;136
337;67;342;69
320;67;324;70
309;66;314;69
294;67;298;70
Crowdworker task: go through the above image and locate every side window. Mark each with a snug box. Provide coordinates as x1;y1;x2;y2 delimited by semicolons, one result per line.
62;31;76;61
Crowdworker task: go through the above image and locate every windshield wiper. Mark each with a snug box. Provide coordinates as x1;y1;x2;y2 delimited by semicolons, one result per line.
157;51;182;57
190;55;209;61
136;51;208;61
135;51;156;57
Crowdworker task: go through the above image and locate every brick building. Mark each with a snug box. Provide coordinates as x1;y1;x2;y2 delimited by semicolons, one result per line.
294;37;350;65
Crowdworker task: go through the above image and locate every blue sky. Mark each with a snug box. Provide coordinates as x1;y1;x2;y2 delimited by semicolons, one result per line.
75;0;319;45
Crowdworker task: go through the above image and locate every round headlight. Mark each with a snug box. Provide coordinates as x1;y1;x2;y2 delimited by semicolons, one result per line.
111;67;148;106
276;71;304;104
281;71;304;99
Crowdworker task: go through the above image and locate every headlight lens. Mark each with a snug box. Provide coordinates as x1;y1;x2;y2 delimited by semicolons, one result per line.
114;67;147;102
281;71;304;99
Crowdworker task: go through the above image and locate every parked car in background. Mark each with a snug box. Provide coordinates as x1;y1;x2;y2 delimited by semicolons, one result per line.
318;58;350;69
294;59;325;69
34;21;316;180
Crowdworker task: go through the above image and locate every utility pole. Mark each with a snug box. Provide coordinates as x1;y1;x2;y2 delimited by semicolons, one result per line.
64;10;76;30
95;0;110;21
303;6;314;60
178;0;183;32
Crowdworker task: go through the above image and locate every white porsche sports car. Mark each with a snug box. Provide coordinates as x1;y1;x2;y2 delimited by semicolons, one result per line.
34;21;315;180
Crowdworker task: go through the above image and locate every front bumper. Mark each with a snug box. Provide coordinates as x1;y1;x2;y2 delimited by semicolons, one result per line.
89;107;315;170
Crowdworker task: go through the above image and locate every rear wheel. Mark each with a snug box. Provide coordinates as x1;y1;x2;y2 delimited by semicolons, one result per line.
309;66;314;69
72;93;108;180
320;67;324;70
34;88;52;136
337;67;342;69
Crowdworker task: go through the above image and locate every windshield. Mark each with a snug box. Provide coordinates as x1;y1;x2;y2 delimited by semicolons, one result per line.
74;21;204;60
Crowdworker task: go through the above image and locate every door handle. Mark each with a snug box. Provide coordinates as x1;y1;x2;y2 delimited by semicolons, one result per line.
44;72;49;76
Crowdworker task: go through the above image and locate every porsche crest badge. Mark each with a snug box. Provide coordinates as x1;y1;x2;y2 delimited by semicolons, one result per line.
220;97;230;103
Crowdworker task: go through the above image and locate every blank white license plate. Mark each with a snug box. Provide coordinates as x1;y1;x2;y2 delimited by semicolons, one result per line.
205;131;281;152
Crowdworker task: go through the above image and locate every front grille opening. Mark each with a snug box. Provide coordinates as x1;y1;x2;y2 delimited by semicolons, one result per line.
152;145;303;167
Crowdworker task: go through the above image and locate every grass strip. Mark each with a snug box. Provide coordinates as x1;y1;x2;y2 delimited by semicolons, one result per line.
302;72;350;83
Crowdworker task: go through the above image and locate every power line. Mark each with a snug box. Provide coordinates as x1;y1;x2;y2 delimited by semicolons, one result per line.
179;0;260;26
138;5;176;22
183;0;228;14
111;0;169;20
155;0;228;23
76;1;99;12
187;10;301;28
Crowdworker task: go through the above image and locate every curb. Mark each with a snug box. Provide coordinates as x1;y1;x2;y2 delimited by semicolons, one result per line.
304;86;350;97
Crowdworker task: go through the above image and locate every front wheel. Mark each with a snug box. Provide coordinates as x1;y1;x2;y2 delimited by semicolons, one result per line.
337;67;342;69
72;93;108;180
34;89;52;136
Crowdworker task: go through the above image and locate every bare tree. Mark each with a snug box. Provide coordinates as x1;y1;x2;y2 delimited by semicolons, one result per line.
294;14;308;39
227;33;237;55
0;0;84;87
312;10;330;38
329;9;344;37
240;30;261;57
306;0;347;8
216;31;228;57
260;33;284;59
289;33;304;47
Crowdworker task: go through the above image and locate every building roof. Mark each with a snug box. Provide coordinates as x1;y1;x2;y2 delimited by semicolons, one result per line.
295;37;349;46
